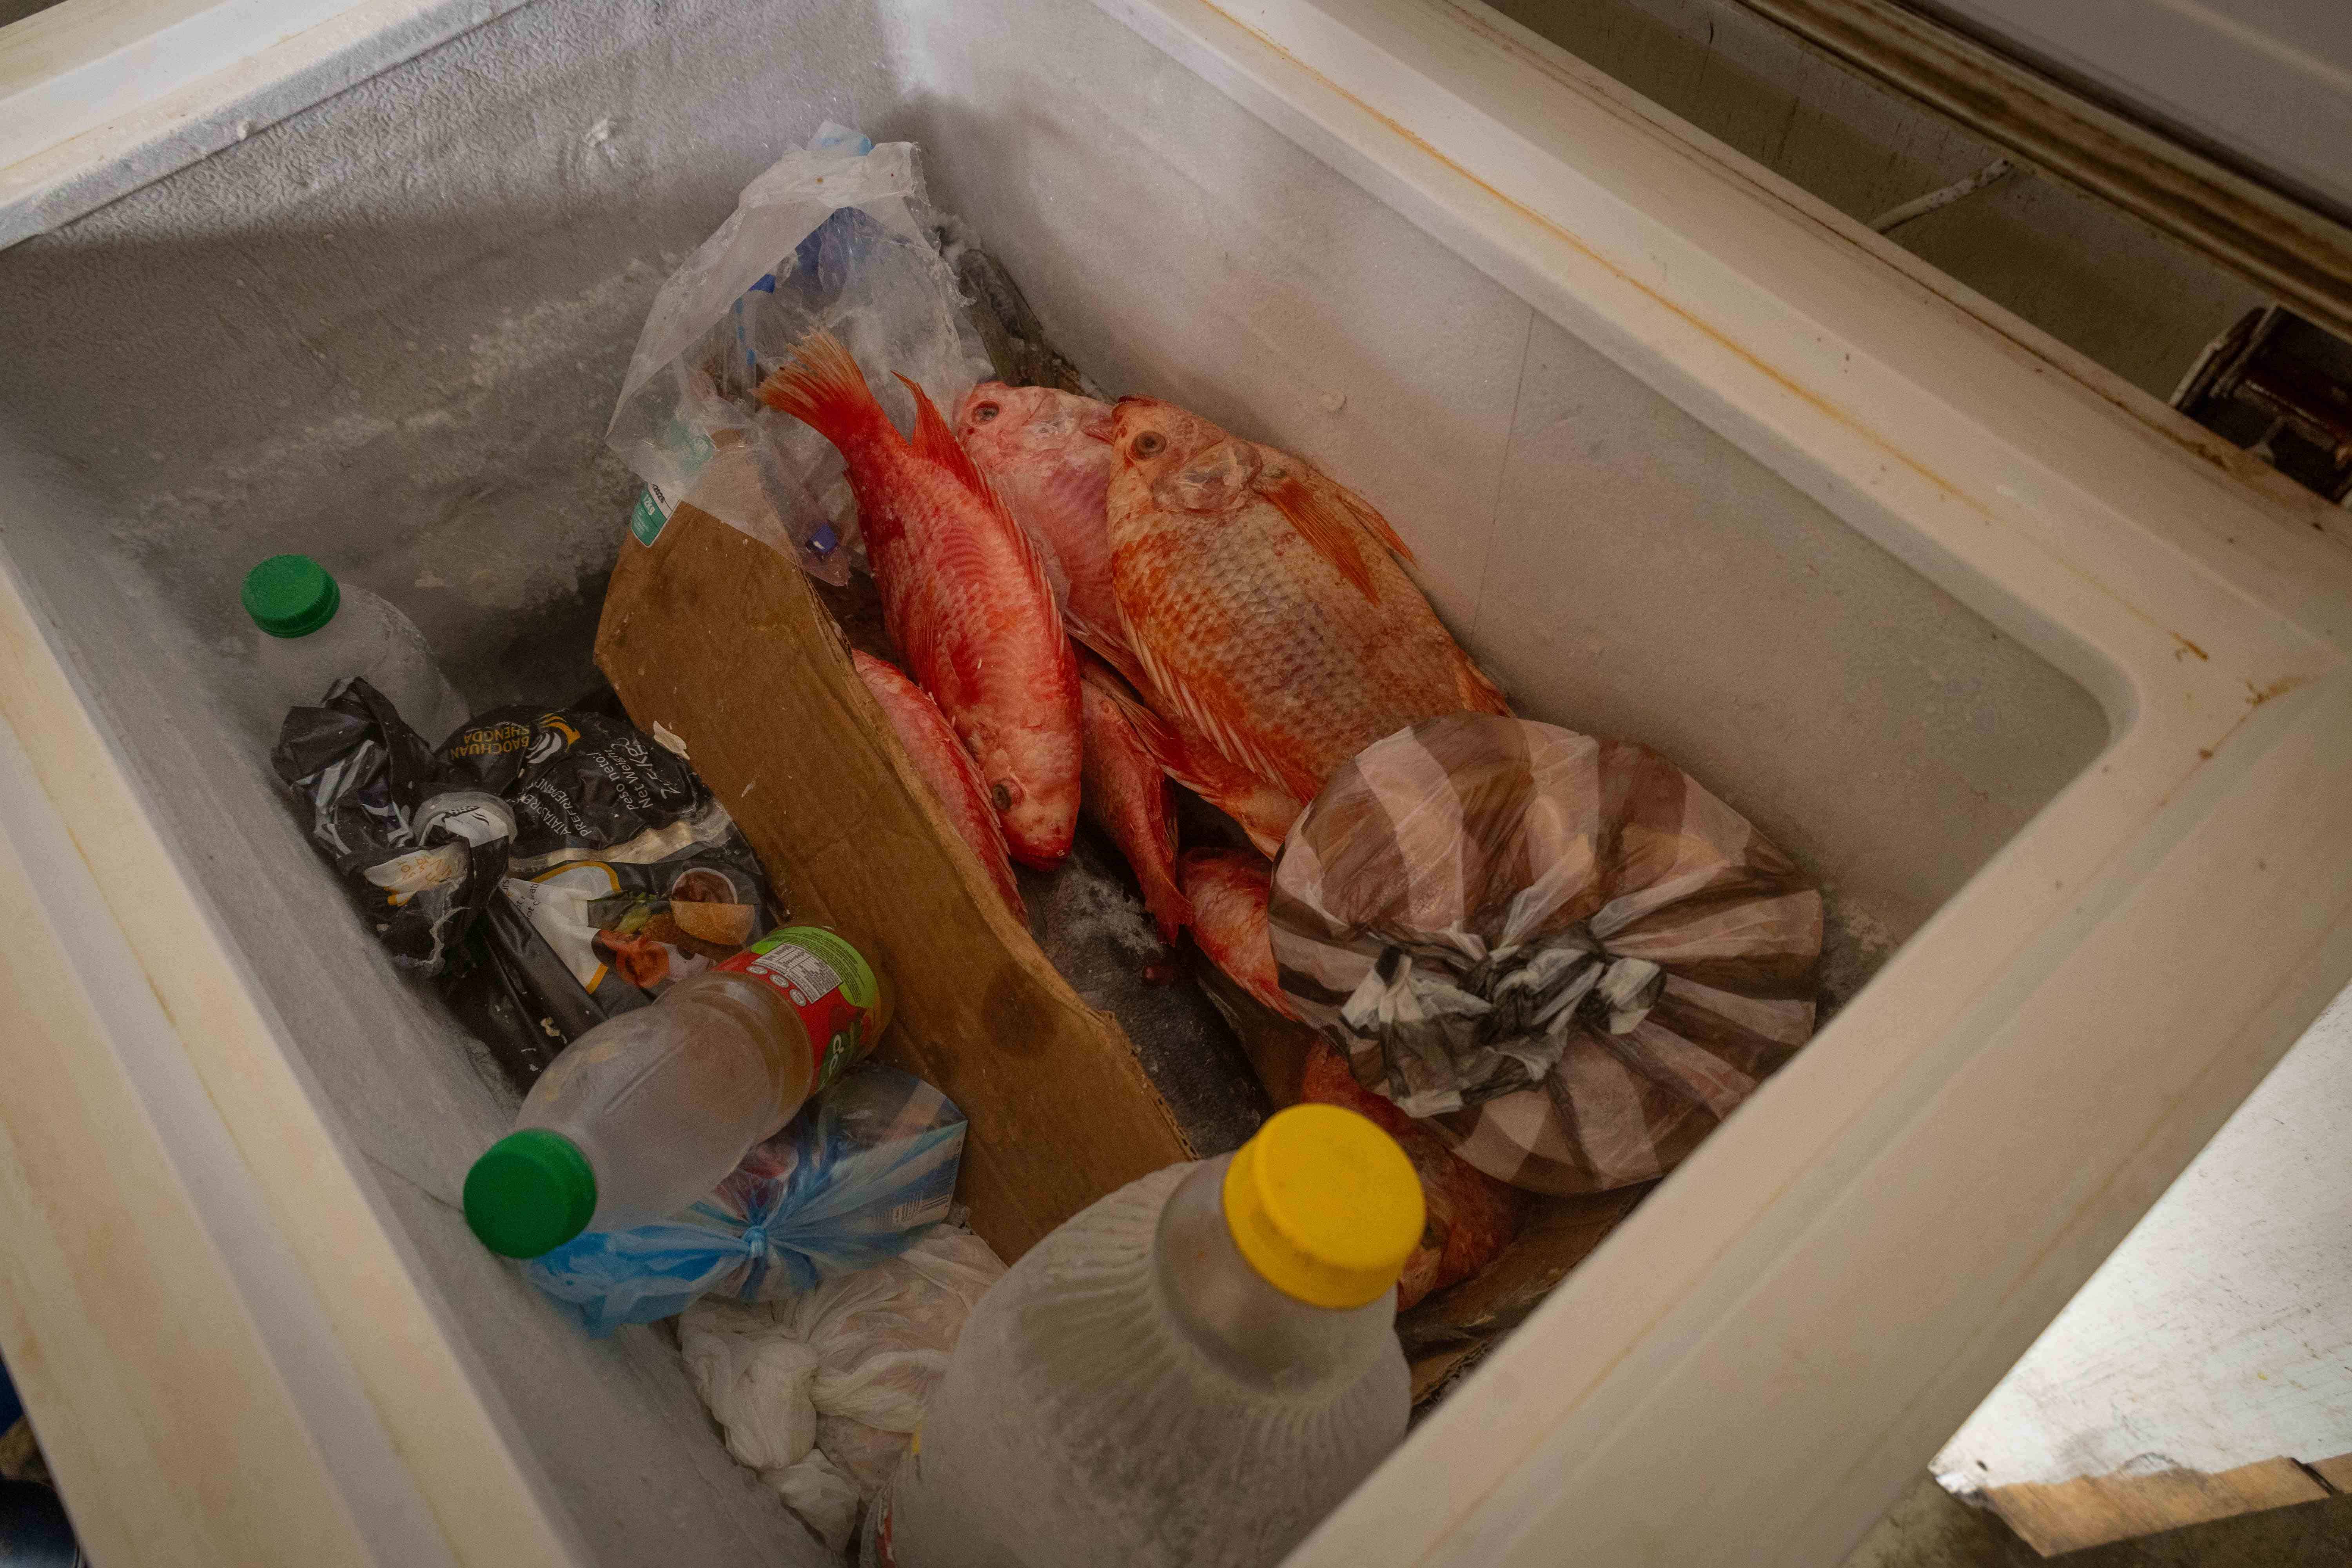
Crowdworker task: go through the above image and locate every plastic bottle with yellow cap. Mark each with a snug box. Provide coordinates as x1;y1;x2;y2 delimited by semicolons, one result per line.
868;1103;1423;1568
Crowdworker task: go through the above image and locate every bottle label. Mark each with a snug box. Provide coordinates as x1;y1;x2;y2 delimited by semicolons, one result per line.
718;926;881;1089
630;483;677;546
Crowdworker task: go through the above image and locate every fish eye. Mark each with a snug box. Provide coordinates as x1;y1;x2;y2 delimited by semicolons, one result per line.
972;402;1000;423
1132;432;1167;458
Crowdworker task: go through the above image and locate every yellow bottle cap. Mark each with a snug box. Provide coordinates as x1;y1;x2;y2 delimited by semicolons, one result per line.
1221;1103;1426;1309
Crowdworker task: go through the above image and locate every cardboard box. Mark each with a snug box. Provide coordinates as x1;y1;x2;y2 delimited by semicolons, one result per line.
597;504;1194;1259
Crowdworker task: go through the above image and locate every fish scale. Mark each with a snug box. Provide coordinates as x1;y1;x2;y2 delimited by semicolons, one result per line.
1105;402;1501;806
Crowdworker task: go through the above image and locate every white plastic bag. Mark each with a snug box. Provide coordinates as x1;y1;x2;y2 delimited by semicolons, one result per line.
606;123;994;582
680;1225;1006;1557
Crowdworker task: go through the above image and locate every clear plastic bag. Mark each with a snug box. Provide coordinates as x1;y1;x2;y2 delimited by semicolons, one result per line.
605;123;994;581
523;1064;969;1333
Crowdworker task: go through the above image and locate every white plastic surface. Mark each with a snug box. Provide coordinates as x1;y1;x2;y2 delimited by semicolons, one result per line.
0;0;2346;1563
884;1159;1408;1568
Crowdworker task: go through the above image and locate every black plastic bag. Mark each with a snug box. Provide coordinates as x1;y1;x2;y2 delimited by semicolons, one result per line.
436;706;785;1073
437;706;706;866
272;678;513;976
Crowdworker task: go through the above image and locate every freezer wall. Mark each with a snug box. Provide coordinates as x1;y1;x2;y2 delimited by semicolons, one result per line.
880;0;2107;970
0;0;2105;1558
0;0;908;1561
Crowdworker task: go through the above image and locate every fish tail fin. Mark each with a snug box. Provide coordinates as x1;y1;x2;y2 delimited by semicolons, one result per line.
1454;648;1513;715
759;334;891;454
1137;834;1192;945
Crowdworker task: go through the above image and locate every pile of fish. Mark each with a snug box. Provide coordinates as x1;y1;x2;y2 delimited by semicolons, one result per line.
761;336;1518;1306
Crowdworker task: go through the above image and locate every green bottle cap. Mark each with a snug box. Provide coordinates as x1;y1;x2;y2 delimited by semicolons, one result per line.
241;554;341;638
464;1129;598;1259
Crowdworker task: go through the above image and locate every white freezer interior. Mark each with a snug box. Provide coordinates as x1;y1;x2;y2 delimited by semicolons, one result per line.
0;0;2109;1560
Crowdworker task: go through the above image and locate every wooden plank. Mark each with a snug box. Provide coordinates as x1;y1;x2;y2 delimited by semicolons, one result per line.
1985;1457;2327;1557
2307;1453;2352;1493
1725;0;2352;340
596;506;1193;1260
1933;992;2352;1539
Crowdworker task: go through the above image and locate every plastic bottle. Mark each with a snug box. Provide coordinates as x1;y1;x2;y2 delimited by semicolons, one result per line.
871;1103;1423;1568
463;926;895;1260
241;554;473;746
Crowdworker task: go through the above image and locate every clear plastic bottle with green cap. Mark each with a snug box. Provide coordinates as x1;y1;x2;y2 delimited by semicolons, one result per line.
241;554;472;746
868;1103;1421;1568
464;926;894;1261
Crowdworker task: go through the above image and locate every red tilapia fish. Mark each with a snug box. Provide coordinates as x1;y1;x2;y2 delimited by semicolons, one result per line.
960;385;1305;853
955;384;1125;668
1106;398;1509;808
1180;849;1292;1018
853;650;1026;921
1078;656;1188;944
762;337;1080;867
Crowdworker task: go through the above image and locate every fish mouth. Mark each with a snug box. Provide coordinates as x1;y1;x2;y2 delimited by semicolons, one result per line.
999;786;1076;868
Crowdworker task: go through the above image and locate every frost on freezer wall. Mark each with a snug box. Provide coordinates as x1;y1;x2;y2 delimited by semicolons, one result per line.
0;0;900;709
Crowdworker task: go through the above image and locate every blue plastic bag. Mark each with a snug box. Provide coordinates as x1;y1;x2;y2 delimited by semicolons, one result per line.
524;1064;967;1335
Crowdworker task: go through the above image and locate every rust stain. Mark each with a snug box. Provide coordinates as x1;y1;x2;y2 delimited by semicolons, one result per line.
2246;676;2301;708
2173;635;2209;661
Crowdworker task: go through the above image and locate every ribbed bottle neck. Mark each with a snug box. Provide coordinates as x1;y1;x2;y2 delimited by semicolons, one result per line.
1150;1156;1397;1389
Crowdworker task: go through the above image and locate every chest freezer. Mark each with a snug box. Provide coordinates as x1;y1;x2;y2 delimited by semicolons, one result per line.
0;0;2348;1563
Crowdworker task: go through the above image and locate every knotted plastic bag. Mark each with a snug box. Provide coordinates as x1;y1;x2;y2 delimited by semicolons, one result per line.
605;122;993;581
1269;714;1822;1195
681;1225;1007;1558
525;1065;968;1332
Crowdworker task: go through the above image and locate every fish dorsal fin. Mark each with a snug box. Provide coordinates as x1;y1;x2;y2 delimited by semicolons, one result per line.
897;373;1065;613
1082;657;1183;769
897;374;995;499
1065;612;1146;689
1127;629;1301;799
